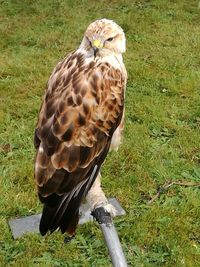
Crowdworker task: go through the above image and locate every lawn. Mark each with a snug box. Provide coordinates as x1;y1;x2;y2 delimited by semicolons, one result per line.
0;0;200;266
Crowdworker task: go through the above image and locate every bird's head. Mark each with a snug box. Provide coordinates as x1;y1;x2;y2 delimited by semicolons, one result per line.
80;19;126;57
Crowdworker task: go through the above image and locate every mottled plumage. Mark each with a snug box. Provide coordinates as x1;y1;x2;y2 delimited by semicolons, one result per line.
34;19;127;235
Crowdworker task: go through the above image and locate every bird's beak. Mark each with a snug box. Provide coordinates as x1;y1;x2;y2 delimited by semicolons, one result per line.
92;39;103;57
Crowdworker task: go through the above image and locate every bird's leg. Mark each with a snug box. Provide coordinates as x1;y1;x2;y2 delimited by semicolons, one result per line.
86;173;116;217
109;114;124;152
86;116;124;216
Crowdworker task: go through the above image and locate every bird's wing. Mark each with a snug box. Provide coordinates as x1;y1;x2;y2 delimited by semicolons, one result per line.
34;51;126;235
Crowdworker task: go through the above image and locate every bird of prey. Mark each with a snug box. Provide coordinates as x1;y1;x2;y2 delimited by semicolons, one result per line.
34;18;127;236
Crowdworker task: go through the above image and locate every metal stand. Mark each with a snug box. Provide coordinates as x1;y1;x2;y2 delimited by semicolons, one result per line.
9;198;126;239
92;207;128;267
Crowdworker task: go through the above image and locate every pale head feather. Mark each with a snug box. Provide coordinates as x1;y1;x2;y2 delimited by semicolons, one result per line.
80;19;126;57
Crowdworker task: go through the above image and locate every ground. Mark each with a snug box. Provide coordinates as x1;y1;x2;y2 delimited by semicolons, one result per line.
0;0;200;266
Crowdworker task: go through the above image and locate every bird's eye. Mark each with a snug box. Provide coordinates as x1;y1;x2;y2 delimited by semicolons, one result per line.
107;37;114;42
86;37;92;46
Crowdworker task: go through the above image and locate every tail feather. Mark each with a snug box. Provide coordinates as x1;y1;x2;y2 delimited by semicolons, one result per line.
39;193;80;236
39;142;111;236
39;164;101;236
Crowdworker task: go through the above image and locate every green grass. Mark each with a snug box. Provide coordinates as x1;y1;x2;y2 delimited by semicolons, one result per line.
0;0;200;266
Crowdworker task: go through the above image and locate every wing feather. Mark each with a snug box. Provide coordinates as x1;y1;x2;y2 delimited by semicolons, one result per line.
34;51;126;235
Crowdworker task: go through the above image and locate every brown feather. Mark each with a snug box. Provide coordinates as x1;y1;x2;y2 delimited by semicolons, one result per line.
34;48;126;235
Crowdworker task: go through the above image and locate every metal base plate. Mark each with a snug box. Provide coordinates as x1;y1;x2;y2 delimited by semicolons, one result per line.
8;198;126;239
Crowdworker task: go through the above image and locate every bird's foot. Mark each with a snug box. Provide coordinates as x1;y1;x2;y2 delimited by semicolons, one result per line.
91;205;115;225
91;202;116;218
102;203;117;217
